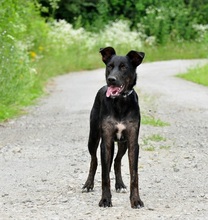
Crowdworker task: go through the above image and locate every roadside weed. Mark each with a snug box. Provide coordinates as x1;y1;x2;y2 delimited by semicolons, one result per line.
144;134;166;142
159;145;171;150
177;64;208;87
142;115;170;127
142;146;155;151
141;134;169;152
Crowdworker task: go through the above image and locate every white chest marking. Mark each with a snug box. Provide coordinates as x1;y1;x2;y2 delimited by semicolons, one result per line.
116;123;126;140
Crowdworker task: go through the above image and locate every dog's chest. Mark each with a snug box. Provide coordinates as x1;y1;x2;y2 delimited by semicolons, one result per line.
116;123;126;140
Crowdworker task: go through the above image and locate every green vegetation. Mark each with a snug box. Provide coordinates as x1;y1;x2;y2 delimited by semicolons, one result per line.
39;0;208;44
142;146;155;152
142;134;169;152
177;64;208;87
145;134;166;142
0;0;208;121
141;115;170;127
0;0;47;121
160;145;171;150
144;42;208;62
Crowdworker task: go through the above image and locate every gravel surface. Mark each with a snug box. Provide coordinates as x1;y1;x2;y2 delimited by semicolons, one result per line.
0;60;208;220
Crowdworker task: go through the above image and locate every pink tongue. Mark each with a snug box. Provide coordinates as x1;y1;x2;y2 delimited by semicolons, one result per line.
106;86;119;97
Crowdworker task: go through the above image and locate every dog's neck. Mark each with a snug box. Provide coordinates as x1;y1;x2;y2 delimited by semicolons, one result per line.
109;89;133;99
122;90;133;98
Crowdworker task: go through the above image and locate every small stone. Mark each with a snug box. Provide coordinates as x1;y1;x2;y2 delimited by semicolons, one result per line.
173;167;180;172
155;178;161;183
147;206;154;211
2;193;9;197
22;199;32;203
204;194;208;199
12;147;22;153
61;198;68;203
85;212;92;215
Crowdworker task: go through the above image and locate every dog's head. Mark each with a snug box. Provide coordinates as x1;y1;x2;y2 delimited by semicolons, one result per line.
100;47;145;98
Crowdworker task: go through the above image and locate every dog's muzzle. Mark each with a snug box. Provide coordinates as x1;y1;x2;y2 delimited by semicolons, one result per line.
106;85;124;97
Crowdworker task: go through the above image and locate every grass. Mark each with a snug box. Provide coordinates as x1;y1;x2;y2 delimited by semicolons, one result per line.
142;134;169;152
146;134;166;142
141;115;170;127
142;134;166;146
160;145;171;150
143;41;208;62
0;105;20;121
142;146;155;151
177;64;208;87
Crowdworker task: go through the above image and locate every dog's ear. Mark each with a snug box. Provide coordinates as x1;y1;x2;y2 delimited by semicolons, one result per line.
100;47;116;64
126;51;145;67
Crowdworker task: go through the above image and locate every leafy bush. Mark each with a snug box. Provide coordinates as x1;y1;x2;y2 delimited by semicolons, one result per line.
0;0;48;120
44;19;145;63
97;20;143;49
137;2;197;43
38;0;208;43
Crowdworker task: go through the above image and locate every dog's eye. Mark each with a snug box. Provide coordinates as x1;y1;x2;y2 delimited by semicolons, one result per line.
107;64;114;70
120;63;126;70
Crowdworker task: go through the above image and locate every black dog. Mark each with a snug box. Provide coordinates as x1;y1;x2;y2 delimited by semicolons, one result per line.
83;47;145;208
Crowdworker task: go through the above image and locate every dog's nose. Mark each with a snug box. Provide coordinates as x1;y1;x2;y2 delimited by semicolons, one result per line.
107;76;117;84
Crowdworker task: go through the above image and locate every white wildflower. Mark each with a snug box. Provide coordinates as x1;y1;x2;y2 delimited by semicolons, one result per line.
145;36;156;46
193;24;208;42
99;20;143;49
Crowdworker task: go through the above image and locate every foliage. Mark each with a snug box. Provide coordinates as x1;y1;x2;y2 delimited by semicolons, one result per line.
0;0;48;120
38;0;208;44
177;64;208;87
141;134;168;152
141;115;170;127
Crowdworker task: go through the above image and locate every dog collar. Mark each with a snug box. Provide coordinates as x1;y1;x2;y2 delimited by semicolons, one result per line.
122;90;133;98
109;90;133;99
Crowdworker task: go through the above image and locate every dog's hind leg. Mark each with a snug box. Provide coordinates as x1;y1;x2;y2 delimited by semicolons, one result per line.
99;139;113;207
114;142;127;192
83;105;100;192
83;128;100;192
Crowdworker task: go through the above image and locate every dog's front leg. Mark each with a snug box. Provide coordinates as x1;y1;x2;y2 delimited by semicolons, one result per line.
128;130;144;209
99;139;114;207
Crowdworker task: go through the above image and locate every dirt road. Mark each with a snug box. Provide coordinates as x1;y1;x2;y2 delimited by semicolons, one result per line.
0;60;208;219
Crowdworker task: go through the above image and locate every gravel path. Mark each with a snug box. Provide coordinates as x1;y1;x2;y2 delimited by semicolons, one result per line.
0;60;208;220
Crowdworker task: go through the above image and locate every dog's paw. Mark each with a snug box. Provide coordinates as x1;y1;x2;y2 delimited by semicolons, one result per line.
82;181;94;192
116;188;127;193
99;197;112;207
130;197;144;209
115;182;127;192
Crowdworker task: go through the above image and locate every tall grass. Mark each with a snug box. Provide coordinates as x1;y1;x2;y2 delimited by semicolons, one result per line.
0;1;208;122
0;0;48;120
